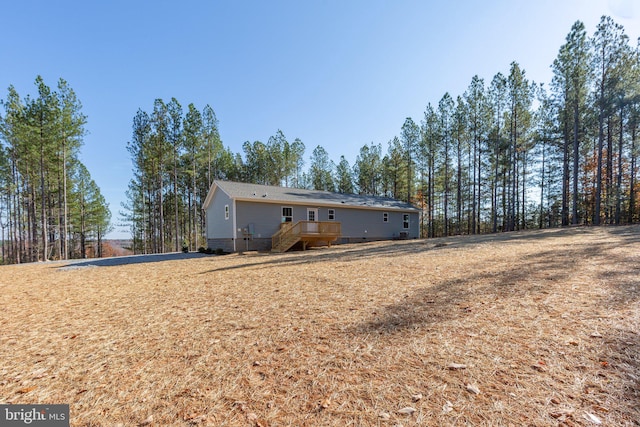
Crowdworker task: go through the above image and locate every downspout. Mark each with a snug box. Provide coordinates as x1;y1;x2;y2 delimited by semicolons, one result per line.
232;199;237;252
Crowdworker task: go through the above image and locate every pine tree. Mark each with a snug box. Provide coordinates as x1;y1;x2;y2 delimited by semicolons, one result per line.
628;40;640;223
56;78;87;259
309;145;335;191
592;16;628;225
400;117;419;202
0;76;106;263
419;103;438;237
167;98;183;251
487;73;508;232
336;155;354;194
202;105;222;187
383;137;407;200
505;62;534;230
183;103;204;251
534;85;563;228
150;99;169;251
453;96;468;234
31;76;59;260
70;162;111;258
354;143;383;196
552;21;591;225
437;93;455;236
464;76;489;234
288;138;306;188
0;85;27;262
126;109;152;253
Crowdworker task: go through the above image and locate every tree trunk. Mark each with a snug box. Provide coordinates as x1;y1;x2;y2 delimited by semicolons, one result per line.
444;142;449;237
521;152;527;229
63;134;68;259
174;152;179;252
594;52;606;226
492;140;499;233
428;155;433;238
540;139;546;229
159;174;164;253
40;145;47;261
456;139;462;235
629;122;637;223
80;198;86;259
572;100;580;225
606;118;614;223
615;105;624;224
595;117;604;225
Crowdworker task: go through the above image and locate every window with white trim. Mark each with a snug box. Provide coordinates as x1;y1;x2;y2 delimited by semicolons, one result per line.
224;204;229;220
282;206;293;222
328;209;335;220
383;212;389;222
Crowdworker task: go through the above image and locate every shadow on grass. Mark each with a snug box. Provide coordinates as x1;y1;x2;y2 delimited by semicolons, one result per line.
351;224;640;335
604;223;640;243
342;226;640;423
597;225;640;310
598;328;640;425
199;226;589;274
351;244;577;334
601;329;640;421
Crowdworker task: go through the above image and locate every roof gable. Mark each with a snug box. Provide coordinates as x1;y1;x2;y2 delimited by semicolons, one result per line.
209;180;419;212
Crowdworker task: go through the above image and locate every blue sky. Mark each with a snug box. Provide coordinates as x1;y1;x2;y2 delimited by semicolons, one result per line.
2;0;639;238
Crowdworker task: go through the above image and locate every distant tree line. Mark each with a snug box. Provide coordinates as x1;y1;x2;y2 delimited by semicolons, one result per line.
125;16;639;252
0;77;111;264
123;99;241;254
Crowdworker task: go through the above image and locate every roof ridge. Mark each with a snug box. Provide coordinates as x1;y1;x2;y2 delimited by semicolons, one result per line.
213;180;419;211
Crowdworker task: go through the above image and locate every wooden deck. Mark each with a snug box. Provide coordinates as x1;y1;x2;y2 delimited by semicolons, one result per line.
271;221;341;253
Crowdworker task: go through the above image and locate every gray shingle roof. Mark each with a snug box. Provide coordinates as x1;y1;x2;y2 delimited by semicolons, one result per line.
213;180;419;211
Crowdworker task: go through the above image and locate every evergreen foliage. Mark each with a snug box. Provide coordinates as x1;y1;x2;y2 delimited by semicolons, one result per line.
0;76;110;263
6;17;636;262
122;17;640;247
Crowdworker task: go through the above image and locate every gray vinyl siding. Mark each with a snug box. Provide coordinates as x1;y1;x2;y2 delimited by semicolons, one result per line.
233;201;418;242
320;207;418;240
235;201;285;239
206;190;234;239
205;186;419;252
234;201;302;252
233;201;331;238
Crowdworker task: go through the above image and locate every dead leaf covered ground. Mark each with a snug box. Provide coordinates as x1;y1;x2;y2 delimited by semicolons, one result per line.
1;225;639;426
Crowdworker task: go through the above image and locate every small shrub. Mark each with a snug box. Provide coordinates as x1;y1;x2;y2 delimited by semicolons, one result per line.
205;247;214;254
198;246;206;254
215;248;224;255
182;245;189;253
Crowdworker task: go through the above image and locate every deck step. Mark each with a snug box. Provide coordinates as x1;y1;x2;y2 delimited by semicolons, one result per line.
271;221;341;253
272;235;300;252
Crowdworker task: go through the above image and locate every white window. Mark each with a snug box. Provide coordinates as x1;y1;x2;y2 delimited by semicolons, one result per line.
282;206;293;222
383;212;389;222
328;209;335;220
403;213;410;229
224;204;229;220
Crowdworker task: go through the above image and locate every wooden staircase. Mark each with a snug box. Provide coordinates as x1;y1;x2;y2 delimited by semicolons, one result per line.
271;221;341;253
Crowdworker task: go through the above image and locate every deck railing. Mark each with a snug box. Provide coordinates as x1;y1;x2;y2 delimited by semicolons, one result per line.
272;221;341;252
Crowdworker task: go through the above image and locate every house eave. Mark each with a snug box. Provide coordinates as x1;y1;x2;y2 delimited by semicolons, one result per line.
202;181;232;211
232;197;419;212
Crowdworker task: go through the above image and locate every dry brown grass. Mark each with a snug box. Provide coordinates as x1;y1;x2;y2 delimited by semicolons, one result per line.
1;225;639;426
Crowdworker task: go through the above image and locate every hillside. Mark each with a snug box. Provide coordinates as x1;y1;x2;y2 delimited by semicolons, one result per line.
1;226;638;426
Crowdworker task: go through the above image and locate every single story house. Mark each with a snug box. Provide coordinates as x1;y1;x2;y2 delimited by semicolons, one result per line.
202;180;420;252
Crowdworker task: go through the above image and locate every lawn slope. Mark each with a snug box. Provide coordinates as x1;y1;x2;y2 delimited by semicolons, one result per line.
1;226;639;426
